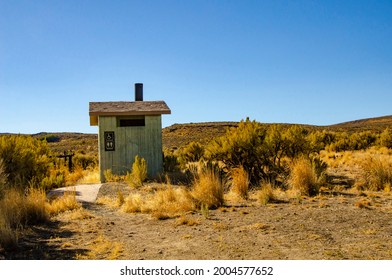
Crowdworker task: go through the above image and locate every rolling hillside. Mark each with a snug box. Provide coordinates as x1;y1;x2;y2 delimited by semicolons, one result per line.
327;115;392;132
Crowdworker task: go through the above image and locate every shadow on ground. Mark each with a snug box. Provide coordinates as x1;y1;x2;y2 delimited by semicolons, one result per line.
4;220;88;260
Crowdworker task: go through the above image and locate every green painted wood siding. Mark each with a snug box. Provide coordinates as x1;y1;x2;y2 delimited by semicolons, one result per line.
98;115;163;182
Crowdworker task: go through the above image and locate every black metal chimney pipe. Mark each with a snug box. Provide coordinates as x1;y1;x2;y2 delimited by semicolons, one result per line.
135;83;143;101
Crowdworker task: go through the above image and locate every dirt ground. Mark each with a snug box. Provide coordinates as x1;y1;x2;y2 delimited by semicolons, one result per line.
4;178;392;260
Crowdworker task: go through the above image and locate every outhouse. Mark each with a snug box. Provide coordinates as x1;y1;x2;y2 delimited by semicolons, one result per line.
89;83;171;182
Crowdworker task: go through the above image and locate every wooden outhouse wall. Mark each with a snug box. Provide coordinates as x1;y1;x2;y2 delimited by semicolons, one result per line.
98;115;163;182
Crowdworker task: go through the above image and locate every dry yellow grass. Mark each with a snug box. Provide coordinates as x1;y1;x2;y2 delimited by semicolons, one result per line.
287;157;319;196
61;208;95;220
78;169;100;184
46;188;81;215
126;155;147;188
358;156;392;191
174;215;199;227
76;235;123;260
255;182;275;205
228;166;249;199
191;168;224;209
121;193;143;213
96;195;119;209
144;186;194;218
0;188;48;250
122;185;194;219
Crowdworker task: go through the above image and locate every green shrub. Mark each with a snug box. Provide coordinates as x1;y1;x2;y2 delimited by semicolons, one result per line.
163;152;180;172
206;119;314;184
39;134;60;143
379;128;392;149
307;130;335;152
73;153;97;170
282;125;311;159
206;118;268;183
0;135;51;189
40;171;66;191
177;141;205;168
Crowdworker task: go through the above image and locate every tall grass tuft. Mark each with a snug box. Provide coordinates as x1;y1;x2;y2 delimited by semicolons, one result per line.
0;159;7;195
256;181;275;205
122;193;143;213
228;166;249;199
0;188;48;250
287;157;319;196
191;168;224;209
46;188;80;215
126;156;147;188
359;156;392;191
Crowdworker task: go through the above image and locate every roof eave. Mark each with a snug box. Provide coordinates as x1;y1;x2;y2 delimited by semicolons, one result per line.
89;110;171;117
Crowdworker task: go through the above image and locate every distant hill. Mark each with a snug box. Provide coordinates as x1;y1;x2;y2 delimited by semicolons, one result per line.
2;115;391;153
162;122;238;151
327;115;392;132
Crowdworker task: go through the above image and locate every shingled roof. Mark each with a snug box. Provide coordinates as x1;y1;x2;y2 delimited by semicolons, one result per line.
89;101;171;126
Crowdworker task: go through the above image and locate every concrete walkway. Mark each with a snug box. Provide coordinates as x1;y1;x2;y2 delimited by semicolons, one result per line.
48;184;102;203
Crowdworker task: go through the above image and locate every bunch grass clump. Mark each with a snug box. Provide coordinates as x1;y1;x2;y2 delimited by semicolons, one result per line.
228;166;249;199
0;187;48;250
126;156;147;188
46;188;80;215
287;157;319;196
191;168;224;209
256;182;275;205
359;156;392;191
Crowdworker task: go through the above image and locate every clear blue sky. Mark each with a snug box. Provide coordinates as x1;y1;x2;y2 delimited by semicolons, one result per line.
1;0;391;133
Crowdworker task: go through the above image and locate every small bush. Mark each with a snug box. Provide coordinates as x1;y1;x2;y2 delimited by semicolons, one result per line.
177;142;205;168
0;135;51;189
379;128;392;149
73;153;97;170
228;166;249;199
40;171;65;191
163;152;180;172
287;157;319;196
191;168;224;209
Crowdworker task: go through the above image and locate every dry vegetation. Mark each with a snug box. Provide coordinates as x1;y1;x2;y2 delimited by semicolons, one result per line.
1;116;392;259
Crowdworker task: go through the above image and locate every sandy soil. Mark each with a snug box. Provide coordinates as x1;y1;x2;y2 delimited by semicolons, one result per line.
4;181;392;260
